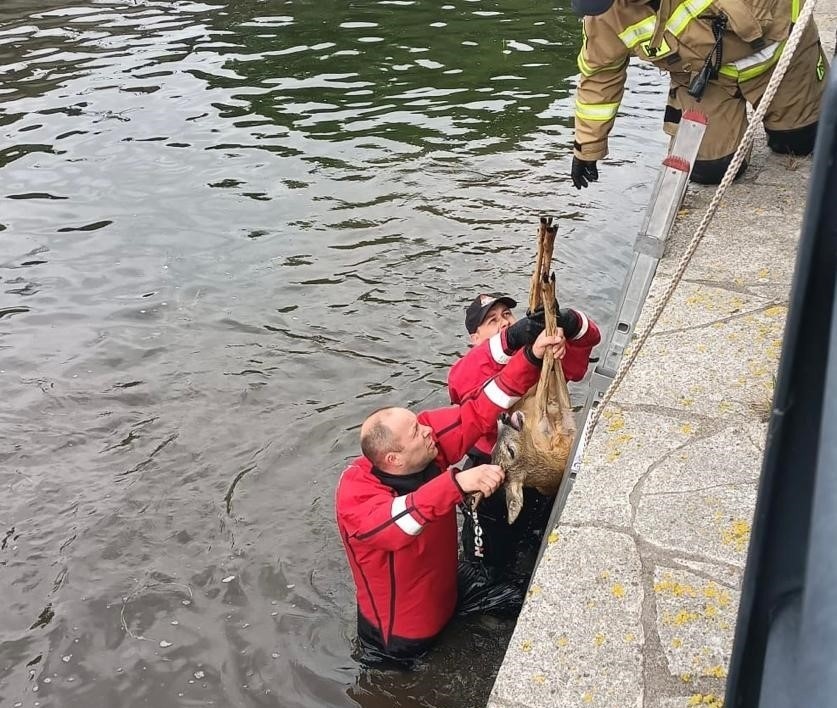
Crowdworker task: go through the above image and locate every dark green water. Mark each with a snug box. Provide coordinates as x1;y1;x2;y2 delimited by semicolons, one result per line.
0;1;666;706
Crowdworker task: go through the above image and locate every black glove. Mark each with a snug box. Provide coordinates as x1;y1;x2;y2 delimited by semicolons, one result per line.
557;308;582;339
525;305;546;328
528;300;583;340
505;315;545;351
571;157;598;189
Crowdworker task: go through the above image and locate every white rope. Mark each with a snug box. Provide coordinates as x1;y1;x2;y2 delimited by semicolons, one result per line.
581;0;820;451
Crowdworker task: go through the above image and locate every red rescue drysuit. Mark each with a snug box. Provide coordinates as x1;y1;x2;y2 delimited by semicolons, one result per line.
448;309;601;458
335;347;542;659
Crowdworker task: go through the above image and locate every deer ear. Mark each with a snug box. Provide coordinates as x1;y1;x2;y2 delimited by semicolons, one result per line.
511;410;525;431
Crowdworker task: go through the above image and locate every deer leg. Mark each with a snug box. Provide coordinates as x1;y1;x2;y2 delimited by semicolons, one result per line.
529;219;547;313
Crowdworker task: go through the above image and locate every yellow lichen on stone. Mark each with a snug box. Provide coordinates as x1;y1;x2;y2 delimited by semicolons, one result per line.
654;574;697;598
606;411;625;432
757;267;770;279
679;396;695;407
703;665;727;678
582;692;593;704
703;582;732;607
688;694;724;707
718;401;733;413
680;673;693;683
686;291;713;307
521;639;533;652
721;520;751;552
598;570;610;582
528;584;542;598
666;610;700;626
672;638;683;649
532;674;545;685
704;604;718;619
594;633;606;647
557;635;569;648
615;433;634;447
548;530;560;545
766;338;782;361
680;423;695;435
763;305;786;317
623;633;635;643
748;361;769;378
611;583;626;599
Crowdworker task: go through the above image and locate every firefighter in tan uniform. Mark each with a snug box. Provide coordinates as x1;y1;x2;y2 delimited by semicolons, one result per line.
570;0;829;186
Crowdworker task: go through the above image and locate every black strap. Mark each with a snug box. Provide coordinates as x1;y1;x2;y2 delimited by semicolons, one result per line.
688;13;728;99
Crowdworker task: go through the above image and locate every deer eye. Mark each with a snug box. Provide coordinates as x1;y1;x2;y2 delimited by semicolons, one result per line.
505;444;516;460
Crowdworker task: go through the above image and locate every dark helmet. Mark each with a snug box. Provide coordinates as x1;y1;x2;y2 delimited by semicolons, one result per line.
571;0;615;16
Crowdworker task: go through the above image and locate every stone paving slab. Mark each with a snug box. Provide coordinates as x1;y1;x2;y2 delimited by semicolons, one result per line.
489;8;837;707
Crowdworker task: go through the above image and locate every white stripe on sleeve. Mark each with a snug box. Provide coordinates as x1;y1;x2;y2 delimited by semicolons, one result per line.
483;379;520;409
574;311;589;340
489;333;512;364
391;495;423;536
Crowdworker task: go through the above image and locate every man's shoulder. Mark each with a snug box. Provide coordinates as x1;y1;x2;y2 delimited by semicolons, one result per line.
341;455;373;478
337;456;375;495
448;351;467;382
449;341;491;377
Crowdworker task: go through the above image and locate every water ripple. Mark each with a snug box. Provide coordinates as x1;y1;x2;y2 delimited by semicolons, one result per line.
0;0;667;706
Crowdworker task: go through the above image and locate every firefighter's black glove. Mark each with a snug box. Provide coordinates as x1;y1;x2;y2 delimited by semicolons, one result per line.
571;157;598;189
505;315;545;351
557;307;582;339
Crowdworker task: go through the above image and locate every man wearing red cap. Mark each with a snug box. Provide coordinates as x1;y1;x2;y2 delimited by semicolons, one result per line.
448;293;601;580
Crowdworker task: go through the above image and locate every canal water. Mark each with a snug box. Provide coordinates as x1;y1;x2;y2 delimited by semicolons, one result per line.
0;1;667;706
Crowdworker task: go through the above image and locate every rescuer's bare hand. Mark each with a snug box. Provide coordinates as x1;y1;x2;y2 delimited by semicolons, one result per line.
532;331;566;360
455;464;505;497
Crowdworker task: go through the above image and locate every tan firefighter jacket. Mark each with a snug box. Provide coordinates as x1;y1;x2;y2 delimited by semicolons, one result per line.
574;0;804;160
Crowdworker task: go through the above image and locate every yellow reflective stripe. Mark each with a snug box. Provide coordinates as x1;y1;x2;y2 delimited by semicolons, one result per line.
575;100;620;121
578;51;596;76
665;0;715;37
719;40;786;81
618;15;657;48
792;0;800;21
577;51;627;77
